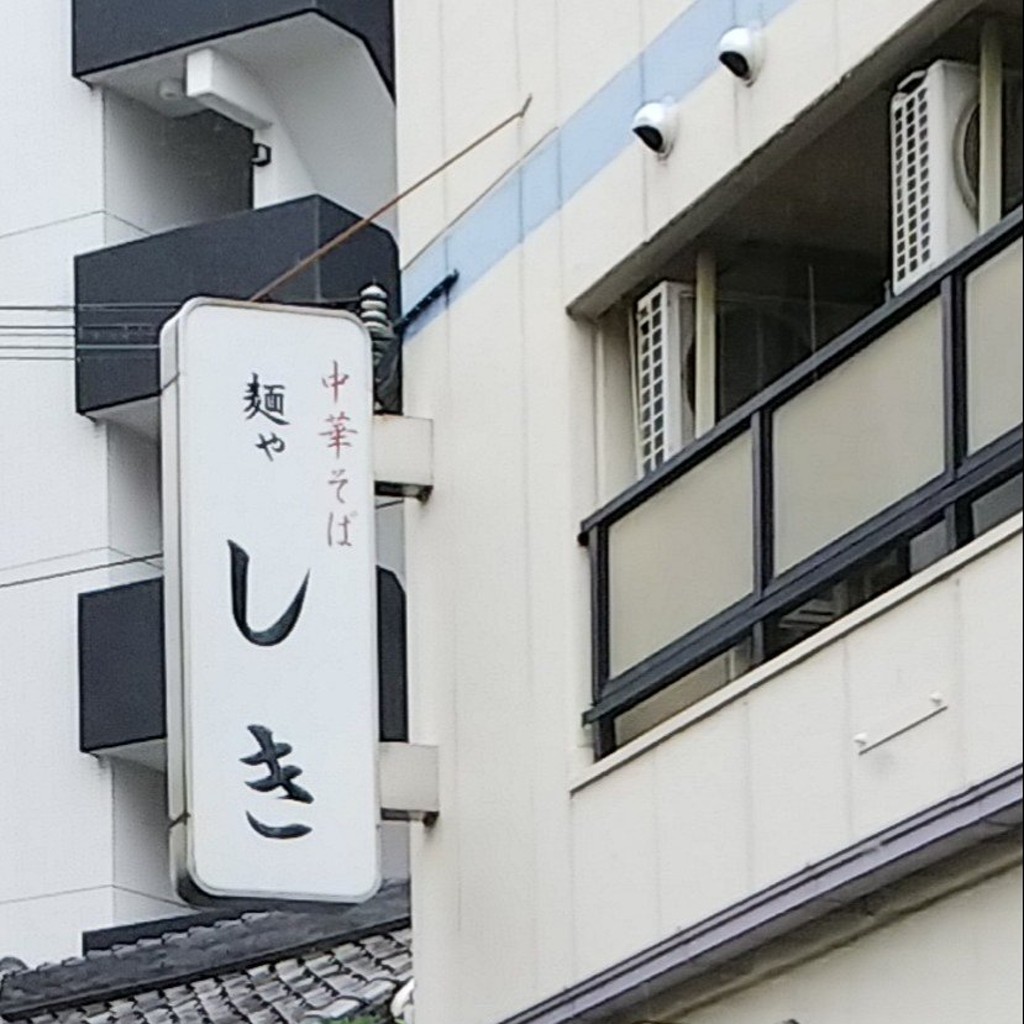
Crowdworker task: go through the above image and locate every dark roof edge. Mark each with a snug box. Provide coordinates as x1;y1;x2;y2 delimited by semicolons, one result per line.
495;764;1024;1024
74;9;394;98
0;883;409;1019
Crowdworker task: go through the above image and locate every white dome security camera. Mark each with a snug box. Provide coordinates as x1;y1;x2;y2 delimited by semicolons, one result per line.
717;26;764;83
631;100;677;158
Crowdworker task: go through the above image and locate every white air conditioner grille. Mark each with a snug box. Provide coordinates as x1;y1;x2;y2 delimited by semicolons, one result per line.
892;76;932;285
890;61;979;295
633;282;687;476
636;289;666;472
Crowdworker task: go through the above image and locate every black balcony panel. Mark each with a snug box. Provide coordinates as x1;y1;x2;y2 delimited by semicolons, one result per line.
73;0;394;95
77;569;407;753
75;195;399;414
376;567;408;742
79;578;166;753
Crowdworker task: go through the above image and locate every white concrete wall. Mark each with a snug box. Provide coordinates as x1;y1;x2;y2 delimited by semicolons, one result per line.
107;426;163;560
103;94;251;237
397;0;1021;1021
257;23;397;223
111;761;187;924
0;0;112;961
0;0;187;963
0;2;104;239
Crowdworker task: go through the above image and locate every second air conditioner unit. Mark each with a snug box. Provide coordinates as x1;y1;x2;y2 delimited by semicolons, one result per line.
890;60;980;295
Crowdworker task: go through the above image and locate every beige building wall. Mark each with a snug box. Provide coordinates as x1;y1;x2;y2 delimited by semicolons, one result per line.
665;861;1023;1024
568;522;1021;979
395;0;1022;1021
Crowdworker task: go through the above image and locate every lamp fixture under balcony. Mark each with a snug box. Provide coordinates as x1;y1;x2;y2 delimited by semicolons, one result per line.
156;77;184;102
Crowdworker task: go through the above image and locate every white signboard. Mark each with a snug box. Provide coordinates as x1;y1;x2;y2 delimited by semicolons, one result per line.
161;298;379;903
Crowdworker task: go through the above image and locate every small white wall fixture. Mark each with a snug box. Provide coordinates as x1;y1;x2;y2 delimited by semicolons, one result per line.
379;742;440;823
373;413;433;499
185;48;273;130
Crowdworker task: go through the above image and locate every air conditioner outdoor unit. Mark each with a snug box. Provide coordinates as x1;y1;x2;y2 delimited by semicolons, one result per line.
891;60;980;295
632;281;825;477
632;277;831;473
632;281;695;476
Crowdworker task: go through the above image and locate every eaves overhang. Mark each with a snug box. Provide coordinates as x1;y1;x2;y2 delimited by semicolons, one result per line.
495;765;1023;1024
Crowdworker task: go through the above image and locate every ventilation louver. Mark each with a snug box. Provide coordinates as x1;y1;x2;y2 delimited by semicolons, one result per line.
632;281;694;475
891;61;979;294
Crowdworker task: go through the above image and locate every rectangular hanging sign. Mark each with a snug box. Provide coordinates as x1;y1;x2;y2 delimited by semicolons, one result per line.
161;297;379;903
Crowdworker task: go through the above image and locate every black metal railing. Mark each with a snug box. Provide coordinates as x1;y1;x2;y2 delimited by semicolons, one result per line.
580;208;1023;756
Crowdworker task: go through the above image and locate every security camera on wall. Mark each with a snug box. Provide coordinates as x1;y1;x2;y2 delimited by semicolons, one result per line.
717;25;765;83
631;100;678;157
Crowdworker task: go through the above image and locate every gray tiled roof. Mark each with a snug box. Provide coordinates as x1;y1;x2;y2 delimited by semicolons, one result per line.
0;884;410;1024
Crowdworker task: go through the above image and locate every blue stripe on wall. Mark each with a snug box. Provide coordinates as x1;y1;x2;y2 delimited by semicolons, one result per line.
401;0;798;337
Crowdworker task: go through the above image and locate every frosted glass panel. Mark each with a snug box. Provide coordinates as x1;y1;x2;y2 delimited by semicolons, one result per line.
967;240;1023;452
774;301;945;573
608;433;753;676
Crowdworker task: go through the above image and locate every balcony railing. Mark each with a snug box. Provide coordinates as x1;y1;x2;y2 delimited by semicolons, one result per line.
75;196;399;414
580;208;1023;756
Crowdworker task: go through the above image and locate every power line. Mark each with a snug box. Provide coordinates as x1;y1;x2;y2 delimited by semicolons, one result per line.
249;95;532;302
0;298;365;311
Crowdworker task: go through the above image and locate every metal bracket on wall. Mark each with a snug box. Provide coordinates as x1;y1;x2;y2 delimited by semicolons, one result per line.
853;693;948;754
379;742;439;824
395;270;459;336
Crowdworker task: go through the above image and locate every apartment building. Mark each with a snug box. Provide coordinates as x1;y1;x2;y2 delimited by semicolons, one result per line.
0;0;408;964
395;0;1022;1021
1;0;1020;1021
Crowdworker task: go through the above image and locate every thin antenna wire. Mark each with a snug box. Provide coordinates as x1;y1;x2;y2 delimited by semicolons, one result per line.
249;95;532;302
